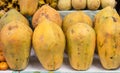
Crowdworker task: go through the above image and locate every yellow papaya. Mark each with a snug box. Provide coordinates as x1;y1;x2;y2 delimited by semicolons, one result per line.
32;4;62;28
66;23;95;70
19;0;38;16
63;11;92;34
101;0;116;8
95;7;120;69
72;0;86;10
32;18;65;70
1;20;33;70
87;0;100;10
0;9;29;30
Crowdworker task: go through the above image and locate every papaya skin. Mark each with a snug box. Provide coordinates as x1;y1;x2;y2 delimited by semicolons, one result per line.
32;18;65;70
66;23;95;70
0;9;29;54
94;6;120;31
63;11;92;34
19;0;38;16
32;4;62;28
1;20;33;70
87;0;100;10
0;9;29;30
72;0;86;10
95;7;120;69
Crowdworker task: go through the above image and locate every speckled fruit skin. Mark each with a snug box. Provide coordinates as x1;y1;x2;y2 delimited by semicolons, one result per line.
1;20;32;70
32;18;65;70
95;6;120;69
66;23;95;70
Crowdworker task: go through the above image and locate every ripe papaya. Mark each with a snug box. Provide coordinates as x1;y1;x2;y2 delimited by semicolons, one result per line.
95;6;120;69
66;23;95;70
1;20;32;70
32;18;65;70
32;4;62;28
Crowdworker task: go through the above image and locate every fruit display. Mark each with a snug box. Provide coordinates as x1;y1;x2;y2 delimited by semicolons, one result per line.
66;23;95;70
32;18;65;70
0;0;117;13
0;0;120;72
94;6;120;69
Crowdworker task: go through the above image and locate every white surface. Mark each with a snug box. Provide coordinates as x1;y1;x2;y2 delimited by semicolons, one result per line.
24;48;120;72
25;54;120;72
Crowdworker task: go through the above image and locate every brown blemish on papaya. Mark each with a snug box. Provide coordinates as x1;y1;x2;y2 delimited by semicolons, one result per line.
112;17;117;22
99;42;104;48
71;29;74;34
110;56;113;59
77;48;80;55
48;64;54;69
16;59;18;61
105;51;107;57
77;63;80;68
41;13;49;19
85;53;88;56
114;44;117;48
53;61;56;69
105;33;112;37
8;25;18;30
57;33;60;38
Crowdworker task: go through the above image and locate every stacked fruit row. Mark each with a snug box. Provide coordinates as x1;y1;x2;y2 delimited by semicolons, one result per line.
58;0;116;10
0;4;120;71
0;0;117;16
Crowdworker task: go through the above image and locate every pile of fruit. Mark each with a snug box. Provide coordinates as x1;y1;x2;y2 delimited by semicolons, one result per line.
0;0;120;71
0;0;117;17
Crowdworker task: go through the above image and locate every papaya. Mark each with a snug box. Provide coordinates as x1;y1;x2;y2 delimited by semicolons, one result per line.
95;6;120;69
0;9;29;55
63;11;92;34
66;23;95;70
0;9;29;30
94;6;120;31
57;0;72;10
0;20;33;70
72;0;86;10
32;4;62;28
87;0;100;10
101;0;117;8
32;18;65;70
18;0;38;16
